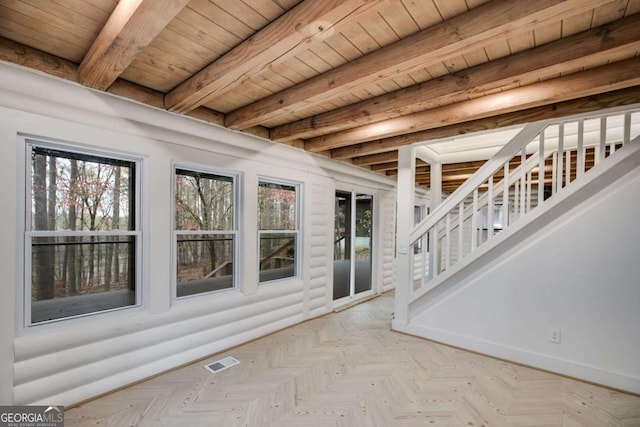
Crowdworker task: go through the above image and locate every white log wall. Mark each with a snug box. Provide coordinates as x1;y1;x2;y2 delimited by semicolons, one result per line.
307;182;334;317
0;62;396;405
379;190;397;292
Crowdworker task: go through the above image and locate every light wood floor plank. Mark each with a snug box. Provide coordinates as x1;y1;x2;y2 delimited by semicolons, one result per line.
66;293;640;426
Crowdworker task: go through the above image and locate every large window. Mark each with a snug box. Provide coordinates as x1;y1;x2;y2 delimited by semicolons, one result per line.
258;180;299;283
26;142;139;325
174;168;237;297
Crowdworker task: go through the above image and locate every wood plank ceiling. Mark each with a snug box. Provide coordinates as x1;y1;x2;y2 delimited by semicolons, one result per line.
1;0;640;191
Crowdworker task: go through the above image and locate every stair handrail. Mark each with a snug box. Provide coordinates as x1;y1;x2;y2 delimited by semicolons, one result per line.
432;150;548;241
410;122;547;244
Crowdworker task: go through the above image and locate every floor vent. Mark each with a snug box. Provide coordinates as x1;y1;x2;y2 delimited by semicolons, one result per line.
204;356;240;374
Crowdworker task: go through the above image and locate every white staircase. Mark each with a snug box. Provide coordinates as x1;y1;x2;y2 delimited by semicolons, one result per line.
392;106;640;393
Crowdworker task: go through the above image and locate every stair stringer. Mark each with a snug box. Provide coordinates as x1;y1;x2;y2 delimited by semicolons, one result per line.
393;139;640;393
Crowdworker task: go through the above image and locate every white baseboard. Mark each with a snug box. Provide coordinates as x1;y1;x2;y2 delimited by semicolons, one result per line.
392;320;640;395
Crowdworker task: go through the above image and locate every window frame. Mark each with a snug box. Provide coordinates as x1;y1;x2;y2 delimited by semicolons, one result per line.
23;137;143;327
257;178;301;284
172;163;240;299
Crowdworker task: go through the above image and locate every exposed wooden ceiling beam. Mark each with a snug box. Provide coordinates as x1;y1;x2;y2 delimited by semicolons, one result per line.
224;0;613;130
369;162;400;172
331;85;640;161
385;158;547;181
393;168;507;180
372;160;501;173
0;36;78;81
380;149;599;187
411;156;597;188
416;171;588;186
442;161;504;173
306;58;640;151
352;151;398;166
304;58;640;152
78;0;191;90
165;0;384;114
271;14;640;142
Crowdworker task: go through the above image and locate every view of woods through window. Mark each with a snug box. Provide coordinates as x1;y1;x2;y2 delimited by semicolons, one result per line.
175;169;235;297
29;145;137;324
258;181;298;282
28;150;300;322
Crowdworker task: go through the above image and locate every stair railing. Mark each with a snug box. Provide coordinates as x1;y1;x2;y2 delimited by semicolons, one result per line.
409;110;638;300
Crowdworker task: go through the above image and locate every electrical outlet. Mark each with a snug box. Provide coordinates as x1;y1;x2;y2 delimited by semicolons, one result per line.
549;328;561;344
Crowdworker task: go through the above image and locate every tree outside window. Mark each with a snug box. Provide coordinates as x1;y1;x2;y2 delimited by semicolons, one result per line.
258;180;299;283
28;143;138;324
175;168;236;297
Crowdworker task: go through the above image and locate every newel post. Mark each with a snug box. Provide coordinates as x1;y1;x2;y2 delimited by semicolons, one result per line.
428;161;442;278
394;146;415;324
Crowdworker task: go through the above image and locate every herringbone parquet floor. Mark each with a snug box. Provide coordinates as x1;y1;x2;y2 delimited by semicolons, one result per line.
66;293;640;426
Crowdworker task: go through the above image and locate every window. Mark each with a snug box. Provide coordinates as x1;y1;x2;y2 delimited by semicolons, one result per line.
174;168;237;297
258;180;299;283
26;142;139;325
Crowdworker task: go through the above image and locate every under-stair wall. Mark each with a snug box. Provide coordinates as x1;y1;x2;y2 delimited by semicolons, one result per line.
398;163;640;393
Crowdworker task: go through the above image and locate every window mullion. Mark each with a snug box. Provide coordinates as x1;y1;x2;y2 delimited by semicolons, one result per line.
176;230;236;236
29;230;139;238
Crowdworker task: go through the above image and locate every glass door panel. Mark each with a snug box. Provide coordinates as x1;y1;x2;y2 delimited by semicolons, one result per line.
333;192;351;300
334;191;373;301
354;194;373;294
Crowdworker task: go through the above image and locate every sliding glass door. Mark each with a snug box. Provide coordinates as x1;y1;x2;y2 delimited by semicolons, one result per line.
333;191;373;301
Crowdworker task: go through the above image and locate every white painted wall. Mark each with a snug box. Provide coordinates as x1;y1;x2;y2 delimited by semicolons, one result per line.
405;167;640;393
0;62;396;405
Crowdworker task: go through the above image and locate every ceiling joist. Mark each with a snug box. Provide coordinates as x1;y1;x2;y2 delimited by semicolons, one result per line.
165;0;385;114
382;160;524;176
271;14;640;142
78;0;191;90
224;0;615;130
340;87;640;166
306;58;640;152
336;85;640;161
352;151;398;166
